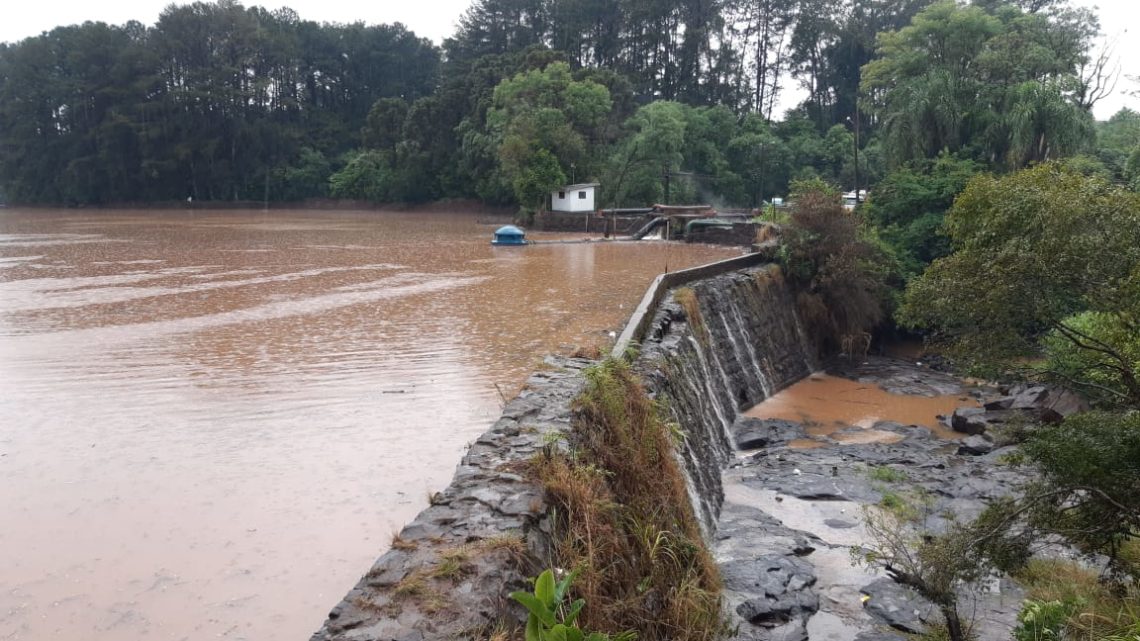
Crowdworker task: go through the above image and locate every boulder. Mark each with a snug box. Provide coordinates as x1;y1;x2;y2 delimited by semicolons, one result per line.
734;417;806;450
724;555;819;629
950;407;988;435
957;434;995;456
1040;388;1089;424
983;396;1015;411
1010;385;1050;410
860;578;940;634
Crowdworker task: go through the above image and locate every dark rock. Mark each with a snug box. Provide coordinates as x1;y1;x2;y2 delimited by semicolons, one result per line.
824;518;858;529
1040;388;1089;423
957;434;995;456
980;409;1020;424
950;407;988;435
722;555;817;595
1010;385;1050;410
725;555;819;634
860;578;940;634
734;417;806;450
983;396;1015;411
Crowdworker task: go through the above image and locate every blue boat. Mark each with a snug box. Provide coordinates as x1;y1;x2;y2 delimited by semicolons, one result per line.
491;225;527;246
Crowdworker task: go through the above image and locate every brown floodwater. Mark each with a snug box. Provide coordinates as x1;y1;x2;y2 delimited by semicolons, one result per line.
745;374;974;444
0;208;738;641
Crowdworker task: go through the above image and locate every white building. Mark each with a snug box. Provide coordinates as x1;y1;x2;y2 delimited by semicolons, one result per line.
550;183;599;213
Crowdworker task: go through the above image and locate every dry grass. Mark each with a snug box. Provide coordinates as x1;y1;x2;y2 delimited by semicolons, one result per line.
430;546;473;581
390;532;418;552
392;569;431;599
755;223;779;244
1016;558;1140;640
674;287;707;344
532;357;725;641
1119;538;1140;575
569;343;605;360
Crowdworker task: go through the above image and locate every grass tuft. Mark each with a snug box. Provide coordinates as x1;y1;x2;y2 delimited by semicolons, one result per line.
868;466;908;483
1015;559;1140;641
674;288;708;345
390;532;418;552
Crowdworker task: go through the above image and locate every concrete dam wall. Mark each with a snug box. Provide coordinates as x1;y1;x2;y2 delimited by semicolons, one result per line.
311;260;817;641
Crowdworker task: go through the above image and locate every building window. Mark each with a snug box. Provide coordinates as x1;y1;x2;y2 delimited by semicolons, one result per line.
558;191;565;199
578;191;587;199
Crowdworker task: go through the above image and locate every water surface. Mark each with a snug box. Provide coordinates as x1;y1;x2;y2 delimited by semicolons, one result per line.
745;373;973;444
0;208;738;641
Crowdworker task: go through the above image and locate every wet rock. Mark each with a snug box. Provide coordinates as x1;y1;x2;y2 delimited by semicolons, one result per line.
1039;388;1089;423
1010;385;1050;410
735;417;806;450
984;396;1015;411
725;555;819;632
950;407;988;435
957;434;995;456
860;578;940;634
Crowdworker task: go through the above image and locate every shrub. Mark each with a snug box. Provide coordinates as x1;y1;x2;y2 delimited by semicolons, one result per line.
1013;600;1076;641
778;185;889;351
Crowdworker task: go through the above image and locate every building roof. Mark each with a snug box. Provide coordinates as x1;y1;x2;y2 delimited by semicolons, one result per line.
494;225;525;236
557;183;600;191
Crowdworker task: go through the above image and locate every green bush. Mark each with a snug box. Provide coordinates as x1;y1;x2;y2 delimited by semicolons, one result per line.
1014;600;1076;641
1042;312;1140;409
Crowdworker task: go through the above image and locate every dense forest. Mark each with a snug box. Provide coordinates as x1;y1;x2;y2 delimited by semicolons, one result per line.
0;0;1135;219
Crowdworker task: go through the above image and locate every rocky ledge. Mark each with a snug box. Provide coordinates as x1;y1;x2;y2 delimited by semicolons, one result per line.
716;357;1054;641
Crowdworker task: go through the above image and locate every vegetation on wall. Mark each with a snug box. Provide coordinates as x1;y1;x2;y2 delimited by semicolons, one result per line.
533;358;724;641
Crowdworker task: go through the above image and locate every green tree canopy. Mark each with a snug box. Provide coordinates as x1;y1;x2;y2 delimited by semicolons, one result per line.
899;162;1140;407
861;0;1096;169
486;61;612;211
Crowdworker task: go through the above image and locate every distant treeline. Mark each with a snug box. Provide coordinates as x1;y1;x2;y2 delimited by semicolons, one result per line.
0;0;1136;213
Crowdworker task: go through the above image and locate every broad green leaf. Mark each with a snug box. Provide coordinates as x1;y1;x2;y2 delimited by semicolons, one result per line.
510;591;555;626
525;613;542;641
535;569;556;607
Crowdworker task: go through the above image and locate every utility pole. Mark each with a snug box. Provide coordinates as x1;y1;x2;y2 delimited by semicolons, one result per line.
846;113;861;205
756;142;767;208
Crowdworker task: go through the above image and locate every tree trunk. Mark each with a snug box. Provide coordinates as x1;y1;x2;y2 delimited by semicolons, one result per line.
942;604;965;641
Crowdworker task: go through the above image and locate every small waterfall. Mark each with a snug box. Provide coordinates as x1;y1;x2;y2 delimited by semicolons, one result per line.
728;301;772;397
686;335;735;448
640;265;822;539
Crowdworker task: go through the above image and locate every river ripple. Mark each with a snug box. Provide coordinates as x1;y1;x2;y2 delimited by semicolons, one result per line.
0;209;739;641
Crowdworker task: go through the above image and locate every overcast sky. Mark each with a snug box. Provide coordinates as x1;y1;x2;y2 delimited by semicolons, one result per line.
0;0;1135;119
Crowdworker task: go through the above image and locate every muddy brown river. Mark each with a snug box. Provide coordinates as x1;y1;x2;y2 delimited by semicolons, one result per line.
0;209;738;641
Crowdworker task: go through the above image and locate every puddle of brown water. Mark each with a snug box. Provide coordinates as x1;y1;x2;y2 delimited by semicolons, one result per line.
0;209;739;641
787;438;828;449
746;374;974;443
